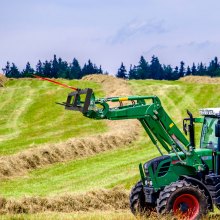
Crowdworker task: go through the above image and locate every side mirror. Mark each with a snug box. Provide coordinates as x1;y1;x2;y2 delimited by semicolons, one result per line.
215;120;220;137
182;110;194;136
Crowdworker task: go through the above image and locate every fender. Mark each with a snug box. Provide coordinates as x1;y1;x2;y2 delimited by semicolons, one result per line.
180;175;213;211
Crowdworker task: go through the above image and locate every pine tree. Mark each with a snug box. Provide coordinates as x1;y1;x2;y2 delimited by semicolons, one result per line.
97;65;103;74
163;65;173;80
81;64;87;77
129;65;138;79
191;63;197;75
214;69;220;76
2;62;11;77
87;60;95;74
22;62;34;77
57;58;68;78
116;62;127;79
214;57;219;70
82;60;94;76
150;56;163;80
179;61;185;77
197;62;206;76
51;55;59;78
42;61;52;77
208;57;219;77
36;60;43;76
93;64;99;73
170;66;180;80
10;63;21;78
137;56;150;79
68;58;82;79
186;66;191;76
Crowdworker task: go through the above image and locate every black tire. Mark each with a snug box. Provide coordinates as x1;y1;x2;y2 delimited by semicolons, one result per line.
130;180;156;216
157;180;208;220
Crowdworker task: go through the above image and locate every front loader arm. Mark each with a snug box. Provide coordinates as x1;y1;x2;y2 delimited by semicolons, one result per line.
61;88;190;156
33;75;204;173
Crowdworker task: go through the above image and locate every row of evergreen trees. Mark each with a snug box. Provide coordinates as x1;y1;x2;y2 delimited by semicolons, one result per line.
116;56;220;80
2;55;104;79
3;55;220;80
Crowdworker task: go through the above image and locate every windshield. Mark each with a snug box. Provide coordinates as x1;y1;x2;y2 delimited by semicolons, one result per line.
200;117;218;149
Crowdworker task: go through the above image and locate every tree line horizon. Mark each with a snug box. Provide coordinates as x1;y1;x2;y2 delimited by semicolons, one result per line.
2;55;220;80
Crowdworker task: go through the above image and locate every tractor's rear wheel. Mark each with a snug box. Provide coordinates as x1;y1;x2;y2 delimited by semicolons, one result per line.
130;180;156;216
157;180;208;220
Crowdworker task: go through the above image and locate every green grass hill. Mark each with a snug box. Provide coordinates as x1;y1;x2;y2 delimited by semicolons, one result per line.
0;76;220;219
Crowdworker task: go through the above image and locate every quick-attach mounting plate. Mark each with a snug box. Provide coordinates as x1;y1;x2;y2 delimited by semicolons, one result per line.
64;88;93;114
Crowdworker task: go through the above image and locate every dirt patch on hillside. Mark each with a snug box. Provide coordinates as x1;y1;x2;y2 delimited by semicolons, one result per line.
180;76;220;84
0;74;7;87
0;188;129;214
0;74;140;178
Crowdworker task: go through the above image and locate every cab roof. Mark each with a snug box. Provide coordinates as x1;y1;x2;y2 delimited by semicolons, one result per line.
199;108;220;116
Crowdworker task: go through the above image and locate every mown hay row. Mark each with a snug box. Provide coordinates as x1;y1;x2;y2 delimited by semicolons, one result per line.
180;75;220;84
1;188;219;219
0;188;129;214
0;124;139;178
0;74;7;87
82;74;132;97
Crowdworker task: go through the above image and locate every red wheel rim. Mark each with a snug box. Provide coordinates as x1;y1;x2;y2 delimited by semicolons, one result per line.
173;194;199;220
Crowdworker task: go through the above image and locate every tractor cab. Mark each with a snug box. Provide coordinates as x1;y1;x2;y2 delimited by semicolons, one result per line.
199;108;220;149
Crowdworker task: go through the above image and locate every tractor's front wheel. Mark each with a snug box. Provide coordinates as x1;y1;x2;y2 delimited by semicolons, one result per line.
157;180;208;220
130;181;156;216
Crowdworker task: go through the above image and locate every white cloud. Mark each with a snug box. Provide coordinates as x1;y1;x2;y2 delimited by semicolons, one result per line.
108;19;168;44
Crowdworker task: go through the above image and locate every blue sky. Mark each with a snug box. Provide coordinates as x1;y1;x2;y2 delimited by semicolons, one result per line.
1;0;220;74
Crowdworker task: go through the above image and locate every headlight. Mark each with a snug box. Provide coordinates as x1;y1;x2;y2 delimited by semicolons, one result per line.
145;180;153;186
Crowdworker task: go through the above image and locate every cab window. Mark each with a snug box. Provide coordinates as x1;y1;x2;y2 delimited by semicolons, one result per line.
200;117;218;149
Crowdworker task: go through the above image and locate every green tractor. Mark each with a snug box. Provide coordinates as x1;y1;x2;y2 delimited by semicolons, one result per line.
60;87;220;219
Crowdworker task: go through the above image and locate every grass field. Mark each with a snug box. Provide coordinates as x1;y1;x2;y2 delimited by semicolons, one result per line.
0;79;106;155
1;76;220;219
129;79;220;139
